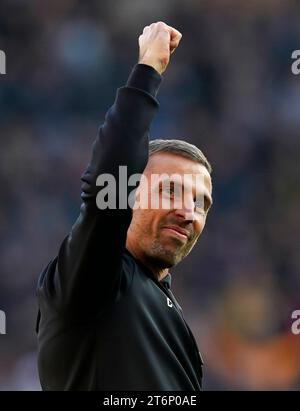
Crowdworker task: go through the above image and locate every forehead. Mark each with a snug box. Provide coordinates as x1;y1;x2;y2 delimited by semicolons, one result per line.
145;152;212;192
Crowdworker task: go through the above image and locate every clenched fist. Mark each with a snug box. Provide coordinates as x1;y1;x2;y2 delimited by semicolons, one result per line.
138;22;182;75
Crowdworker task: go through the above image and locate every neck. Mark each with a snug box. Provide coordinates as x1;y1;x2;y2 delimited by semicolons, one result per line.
125;243;168;282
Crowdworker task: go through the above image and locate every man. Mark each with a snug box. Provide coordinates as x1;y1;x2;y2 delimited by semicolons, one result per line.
36;21;213;391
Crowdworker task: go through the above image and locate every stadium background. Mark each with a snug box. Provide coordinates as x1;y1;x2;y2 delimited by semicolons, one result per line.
0;0;300;390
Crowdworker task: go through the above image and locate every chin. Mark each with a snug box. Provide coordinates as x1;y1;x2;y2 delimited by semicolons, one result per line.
149;246;184;268
145;236;192;269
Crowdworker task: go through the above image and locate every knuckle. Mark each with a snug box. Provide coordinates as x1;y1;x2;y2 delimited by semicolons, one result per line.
156;21;166;29
160;55;169;67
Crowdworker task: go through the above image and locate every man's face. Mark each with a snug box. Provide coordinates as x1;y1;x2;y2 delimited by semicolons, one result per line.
126;152;212;269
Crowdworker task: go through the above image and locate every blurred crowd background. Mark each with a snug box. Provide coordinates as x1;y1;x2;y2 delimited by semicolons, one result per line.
0;0;300;390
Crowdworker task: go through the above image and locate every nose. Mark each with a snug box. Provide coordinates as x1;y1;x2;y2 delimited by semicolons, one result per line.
174;195;195;222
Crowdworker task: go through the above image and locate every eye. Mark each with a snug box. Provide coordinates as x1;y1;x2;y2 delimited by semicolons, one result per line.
160;182;180;197
195;203;205;215
195;195;211;214
162;186;174;195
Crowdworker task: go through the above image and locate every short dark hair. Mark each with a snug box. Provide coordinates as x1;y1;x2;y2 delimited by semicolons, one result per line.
149;139;212;174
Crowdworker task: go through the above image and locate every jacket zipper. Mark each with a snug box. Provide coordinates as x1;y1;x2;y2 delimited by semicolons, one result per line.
158;282;204;386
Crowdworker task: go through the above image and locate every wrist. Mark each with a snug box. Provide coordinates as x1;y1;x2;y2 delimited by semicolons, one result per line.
138;59;163;76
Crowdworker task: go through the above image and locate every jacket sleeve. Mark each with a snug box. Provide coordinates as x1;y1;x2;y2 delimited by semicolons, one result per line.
37;64;162;317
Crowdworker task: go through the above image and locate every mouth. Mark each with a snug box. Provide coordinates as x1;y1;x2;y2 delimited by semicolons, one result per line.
161;225;189;241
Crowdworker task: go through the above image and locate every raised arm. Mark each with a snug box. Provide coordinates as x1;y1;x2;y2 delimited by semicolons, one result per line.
37;22;182;318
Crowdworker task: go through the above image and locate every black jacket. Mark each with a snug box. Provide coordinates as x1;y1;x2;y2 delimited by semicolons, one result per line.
36;64;204;391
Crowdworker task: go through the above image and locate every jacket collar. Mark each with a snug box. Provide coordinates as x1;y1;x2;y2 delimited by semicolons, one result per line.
124;247;172;289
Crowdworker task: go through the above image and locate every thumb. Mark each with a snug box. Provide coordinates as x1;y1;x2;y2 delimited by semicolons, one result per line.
169;28;182;54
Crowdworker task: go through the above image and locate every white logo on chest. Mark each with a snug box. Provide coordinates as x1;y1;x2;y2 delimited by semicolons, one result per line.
167;297;173;307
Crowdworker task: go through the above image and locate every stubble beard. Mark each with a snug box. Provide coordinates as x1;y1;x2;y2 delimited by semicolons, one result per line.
145;233;197;269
